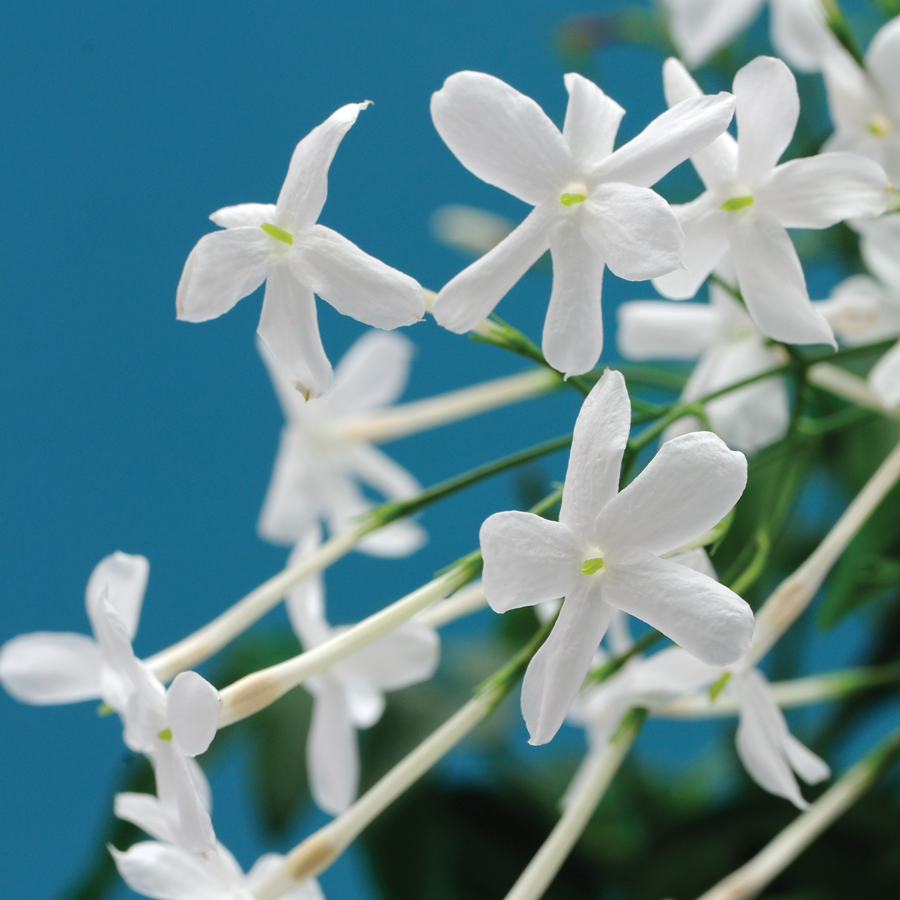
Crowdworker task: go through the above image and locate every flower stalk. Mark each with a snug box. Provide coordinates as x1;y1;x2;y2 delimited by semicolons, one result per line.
694;724;900;900
501;708;646;900
250;617;557;900
743;437;900;668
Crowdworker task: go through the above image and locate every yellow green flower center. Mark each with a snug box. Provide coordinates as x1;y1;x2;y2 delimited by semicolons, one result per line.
261;222;294;245
157;728;173;741
581;557;605;575
560;182;588;207
867;115;892;138
721;195;754;212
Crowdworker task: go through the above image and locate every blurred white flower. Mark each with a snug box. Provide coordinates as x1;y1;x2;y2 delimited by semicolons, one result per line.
286;527;440;815
176;103;425;400
479;369;753;745
821;17;900;184
430;69;735;377
0;552;221;852
618;283;790;453
662;0;843;71
654;56;888;346
568;645;829;809
111;792;325;900
258;330;426;558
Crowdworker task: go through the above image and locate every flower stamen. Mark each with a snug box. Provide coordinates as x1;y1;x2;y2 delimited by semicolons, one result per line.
261;222;294;245
721;195;754;211
581;557;605;575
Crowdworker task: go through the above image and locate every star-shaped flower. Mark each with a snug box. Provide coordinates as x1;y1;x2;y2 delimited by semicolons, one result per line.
0;552;221;852
568;644;829;809
111;792;325;900
285;526;439;815
430;70;736;377
176;103;425;400
821;17;900;184
479;369;754;744
662;0;844;71
618;283;790;454
258;330;426;557
653;56;889;346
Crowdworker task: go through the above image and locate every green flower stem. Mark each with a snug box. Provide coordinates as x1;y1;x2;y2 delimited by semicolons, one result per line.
744;437;900;668
585;629;663;684
694;724;900;900
251;618;558;900
502;708;647;900
727;528;771;596
147;438;570;683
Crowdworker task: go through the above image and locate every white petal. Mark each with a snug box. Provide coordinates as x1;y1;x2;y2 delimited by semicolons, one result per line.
307;676;359;815
256;425;320;547
285;527;330;649
601;550;754;666
209;202;277;229
86;552;149;640
663;0;763;68
734;669;808;808
350;443;421;499
630;645;719;697
562;73;624;167
258;260;333;400
559;369;631;545
0;632;103;704
730;214;836;345
176;227;270;322
343;680;386;728
111;842;228;900
860;215;900;289
432;204;554;333
336;620;439;692
590;93;735;189
819;275;900;344
662;58;739;192
670;547;718;580
326;331;413;416
541;217;606;378
521;579;614;744
292;225;425;330
167;671;221;758
430;71;572;206
597;431;747;557
783;731;831;785
480;512;581;612
355;518;427;559
276;102;370;232
617;300;718;360
652;197;730;299
114;792;176;844
760;153;889;228
153;741;217;853
869;341;900;408
581;184;683;281
866;17;900;119
769;0;841;73
734;56;798;186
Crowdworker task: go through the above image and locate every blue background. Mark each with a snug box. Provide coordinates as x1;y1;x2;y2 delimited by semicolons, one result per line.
0;2;887;899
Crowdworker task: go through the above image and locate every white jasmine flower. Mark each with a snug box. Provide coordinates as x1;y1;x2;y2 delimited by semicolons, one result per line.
286;527;440;815
258;331;426;558
618;283;790;454
0;552;221;853
821;17;900;183
568;646;829;809
653;56;889;346
479;368;754;745
176;103;425;400
662;0;844;71
111;792;324;900
430;70;736;377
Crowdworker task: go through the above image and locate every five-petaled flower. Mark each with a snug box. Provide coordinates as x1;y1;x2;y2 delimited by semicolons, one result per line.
0;552;222;853
258;330;426;557
653;56;889;346
479;368;754;745
176;102;425;400
430;70;736;378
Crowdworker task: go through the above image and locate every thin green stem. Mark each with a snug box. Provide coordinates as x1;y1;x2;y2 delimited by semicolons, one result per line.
585;629;664;684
